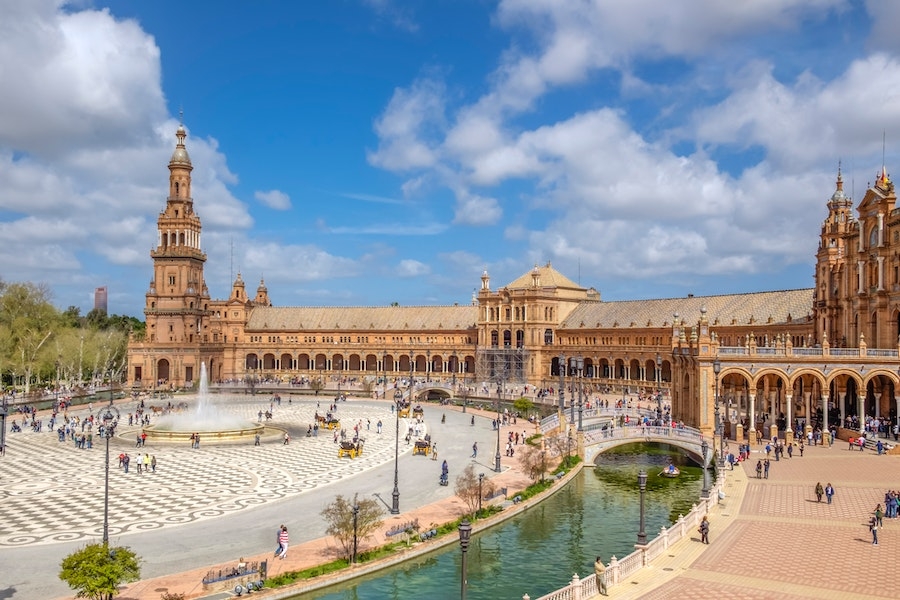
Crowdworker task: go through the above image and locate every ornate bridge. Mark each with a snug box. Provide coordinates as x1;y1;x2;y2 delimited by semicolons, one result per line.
541;411;711;465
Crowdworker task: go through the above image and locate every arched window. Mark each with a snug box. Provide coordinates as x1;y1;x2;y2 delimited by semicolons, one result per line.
544;329;553;345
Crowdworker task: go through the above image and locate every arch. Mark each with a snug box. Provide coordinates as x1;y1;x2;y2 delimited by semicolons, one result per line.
313;354;327;371
384;354;396;373
333;354;345;371
280;353;293;371
516;330;524;348
262;353;276;369
430;354;443;373
544;329;553;345
245;354;259;370
156;358;170;383
491;330;499;347
363;354;378;372
348;354;362;371
297;354;311;370
503;329;512;347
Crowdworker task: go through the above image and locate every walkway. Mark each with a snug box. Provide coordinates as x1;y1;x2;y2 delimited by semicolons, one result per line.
594;440;900;600
0;394;533;600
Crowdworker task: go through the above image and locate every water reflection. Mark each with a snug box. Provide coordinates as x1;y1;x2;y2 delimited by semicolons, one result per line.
305;444;703;600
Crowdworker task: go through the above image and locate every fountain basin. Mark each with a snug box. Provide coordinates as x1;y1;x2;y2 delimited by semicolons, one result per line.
141;422;266;444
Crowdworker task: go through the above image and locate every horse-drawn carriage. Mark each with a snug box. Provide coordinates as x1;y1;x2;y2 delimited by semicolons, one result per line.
412;433;432;456
315;412;341;430
397;401;411;418
338;438;364;458
412;405;424;419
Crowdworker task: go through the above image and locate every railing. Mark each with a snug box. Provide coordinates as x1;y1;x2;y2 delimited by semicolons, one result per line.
867;349;899;357
718;347;748;355
792;347;823;356
202;560;264;585
583;424;704;446
830;348;860;356
529;474;724;600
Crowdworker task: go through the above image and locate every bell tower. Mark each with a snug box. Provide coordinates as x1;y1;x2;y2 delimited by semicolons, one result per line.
144;122;210;348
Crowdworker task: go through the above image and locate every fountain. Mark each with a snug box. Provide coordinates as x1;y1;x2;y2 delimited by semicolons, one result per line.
142;362;265;443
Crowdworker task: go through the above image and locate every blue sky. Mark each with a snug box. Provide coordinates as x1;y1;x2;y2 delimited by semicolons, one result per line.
2;0;899;318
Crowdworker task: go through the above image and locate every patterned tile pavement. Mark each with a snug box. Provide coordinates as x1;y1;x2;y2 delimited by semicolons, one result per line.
0;395;412;546
604;440;900;600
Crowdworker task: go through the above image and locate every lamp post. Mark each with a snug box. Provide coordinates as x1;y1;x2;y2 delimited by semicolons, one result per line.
637;469;648;545
458;519;472;600
701;439;710;499
0;394;8;457
391;389;402;514
426;350;431;383
382;352;387;401
495;381;502;473
351;502;360;564
572;357;584;432
96;399;120;545
568;358;576;426
478;473;484;515
558;353;565;413
655;353;662;415
713;358;723;467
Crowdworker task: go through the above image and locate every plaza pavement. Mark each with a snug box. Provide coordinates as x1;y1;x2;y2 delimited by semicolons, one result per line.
0;392;533;600
5;391;899;600
598;436;900;600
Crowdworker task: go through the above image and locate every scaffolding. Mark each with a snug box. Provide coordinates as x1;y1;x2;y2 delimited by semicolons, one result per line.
475;347;528;384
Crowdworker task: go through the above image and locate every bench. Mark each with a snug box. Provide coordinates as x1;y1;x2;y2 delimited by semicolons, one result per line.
386;519;419;537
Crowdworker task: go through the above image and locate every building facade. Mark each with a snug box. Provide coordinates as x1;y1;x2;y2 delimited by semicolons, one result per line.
127;126;900;440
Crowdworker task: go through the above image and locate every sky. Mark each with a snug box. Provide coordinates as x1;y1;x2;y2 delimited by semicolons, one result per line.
2;0;900;318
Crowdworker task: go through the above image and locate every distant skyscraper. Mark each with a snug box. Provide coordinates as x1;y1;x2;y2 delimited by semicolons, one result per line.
94;286;108;313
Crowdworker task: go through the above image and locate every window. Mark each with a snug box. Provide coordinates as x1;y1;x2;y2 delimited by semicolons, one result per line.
168;275;176;286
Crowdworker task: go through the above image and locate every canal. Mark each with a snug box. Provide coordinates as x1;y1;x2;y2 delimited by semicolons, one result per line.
303;443;705;599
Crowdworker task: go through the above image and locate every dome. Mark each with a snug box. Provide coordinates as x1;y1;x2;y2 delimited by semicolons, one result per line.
170;146;191;165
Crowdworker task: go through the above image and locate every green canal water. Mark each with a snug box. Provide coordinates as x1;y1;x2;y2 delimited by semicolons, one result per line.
302;444;705;600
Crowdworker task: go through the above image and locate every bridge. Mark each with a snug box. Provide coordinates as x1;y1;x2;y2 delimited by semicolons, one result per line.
540;410;711;465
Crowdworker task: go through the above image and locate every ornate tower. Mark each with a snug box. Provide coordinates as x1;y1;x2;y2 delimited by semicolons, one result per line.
814;165;854;345
142;123;211;383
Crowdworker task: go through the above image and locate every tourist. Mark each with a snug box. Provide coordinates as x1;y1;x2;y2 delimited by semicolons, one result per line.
698;515;710;544
755;460;762;479
594;556;607;596
277;526;289;559
151;455;157;473
815;482;824;502
869;515;879;545
763;459;770;479
875;504;884;528
472;442;477;459
825;482;835;504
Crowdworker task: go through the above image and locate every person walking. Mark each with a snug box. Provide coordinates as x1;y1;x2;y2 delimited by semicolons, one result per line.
825;482;835;504
763;458;770;479
471;442;478;459
151;455;157;473
699;515;710;544
870;516;879;545
875;504;884;528
815;482;824;502
755;460;762;479
276;525;289;559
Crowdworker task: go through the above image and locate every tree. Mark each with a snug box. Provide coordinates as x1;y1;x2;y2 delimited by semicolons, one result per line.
454;463;495;516
0;282;61;392
518;444;548;483
512;397;534;419
321;494;384;560
59;543;140;600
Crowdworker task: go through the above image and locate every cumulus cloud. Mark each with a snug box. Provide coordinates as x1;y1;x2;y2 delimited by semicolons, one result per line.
255;189;292;210
396;259;430;277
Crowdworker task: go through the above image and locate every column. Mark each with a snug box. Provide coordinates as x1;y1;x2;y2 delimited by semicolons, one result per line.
878;256;885;290
858;395;865;434
749;392;756;444
821;394;830;444
785;393;793;444
804;391;812;435
857;261;865;293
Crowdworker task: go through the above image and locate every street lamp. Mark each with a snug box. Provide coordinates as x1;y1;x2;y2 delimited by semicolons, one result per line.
0;394;8;458
637;469;648;545
96;399;121;545
478;473;484;515
458;519;472;600
351;502;360;564
713;358;723;467
655;353;662;414
572;357;584;432
568;358;576;426
558;353;565;412
391;389;402;514
701;439;710;499
495;381;502;473
426;350;431;383
382;352;387;401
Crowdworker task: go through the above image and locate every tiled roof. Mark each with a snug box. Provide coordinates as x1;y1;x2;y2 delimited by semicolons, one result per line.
560;289;815;329
246;305;478;332
504;262;585;291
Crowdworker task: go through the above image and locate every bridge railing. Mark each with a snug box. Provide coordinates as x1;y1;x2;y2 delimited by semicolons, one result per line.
583;424;704;446
528;472;725;600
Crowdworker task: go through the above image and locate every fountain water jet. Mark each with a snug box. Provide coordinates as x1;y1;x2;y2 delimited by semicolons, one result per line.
142;362;265;443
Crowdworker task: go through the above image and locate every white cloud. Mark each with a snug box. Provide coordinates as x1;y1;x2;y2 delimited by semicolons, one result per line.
367;78;446;171
255;189;292;210
396;259;430;277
